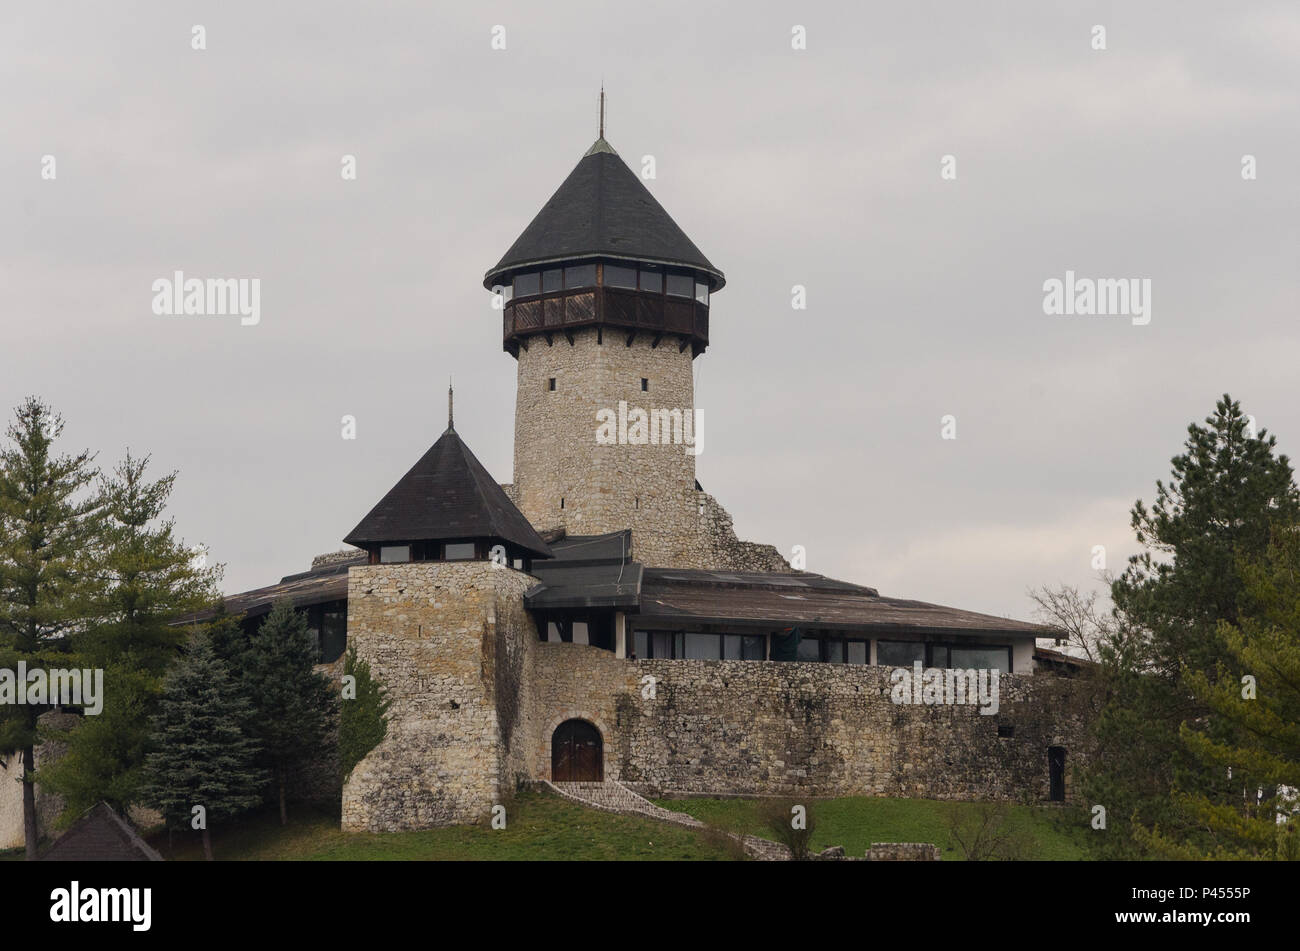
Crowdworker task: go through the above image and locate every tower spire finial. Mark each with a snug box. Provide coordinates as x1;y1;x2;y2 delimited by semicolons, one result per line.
599;83;605;139
448;379;454;431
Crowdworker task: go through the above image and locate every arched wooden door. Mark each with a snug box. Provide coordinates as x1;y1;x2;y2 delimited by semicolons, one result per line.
552;720;603;782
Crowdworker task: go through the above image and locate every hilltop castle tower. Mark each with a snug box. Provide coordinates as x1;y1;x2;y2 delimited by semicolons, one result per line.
484;134;729;569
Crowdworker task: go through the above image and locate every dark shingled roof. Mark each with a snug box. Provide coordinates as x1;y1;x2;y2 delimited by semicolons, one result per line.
343;426;552;559
174;555;357;625
39;802;163;862
483;137;725;291
636;568;1049;637
525;531;642;609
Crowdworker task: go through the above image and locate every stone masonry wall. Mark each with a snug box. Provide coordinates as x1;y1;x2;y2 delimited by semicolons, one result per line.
509;327;787;572
341;562;539;832
526;650;1093;803
512;327;703;568
697;491;790;571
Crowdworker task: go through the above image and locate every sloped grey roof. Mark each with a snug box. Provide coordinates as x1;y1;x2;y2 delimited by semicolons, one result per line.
343;426;552;558
525;531;641;609
635;568;1048;637
483;138;725;291
39;802;163;862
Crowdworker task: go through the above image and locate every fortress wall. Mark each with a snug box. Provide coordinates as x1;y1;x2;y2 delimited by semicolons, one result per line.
531;651;1094;803
340;562;537;832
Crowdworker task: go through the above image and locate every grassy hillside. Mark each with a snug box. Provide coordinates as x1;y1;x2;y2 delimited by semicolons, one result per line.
7;790;1086;861
147;789;743;861
653;795;1088;860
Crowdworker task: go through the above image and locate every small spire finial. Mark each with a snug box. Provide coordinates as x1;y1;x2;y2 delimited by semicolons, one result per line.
599;84;605;139
448;380;454;431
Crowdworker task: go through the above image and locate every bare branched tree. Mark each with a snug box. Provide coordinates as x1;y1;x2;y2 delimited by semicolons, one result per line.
1026;580;1116;664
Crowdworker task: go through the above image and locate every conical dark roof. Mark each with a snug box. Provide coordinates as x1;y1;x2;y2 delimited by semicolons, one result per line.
483;137;725;291
343;426;553;558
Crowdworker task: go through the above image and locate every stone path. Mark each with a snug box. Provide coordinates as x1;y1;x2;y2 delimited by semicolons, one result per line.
545;780;790;861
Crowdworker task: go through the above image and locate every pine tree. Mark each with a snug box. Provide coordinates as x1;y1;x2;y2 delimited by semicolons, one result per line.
42;452;220;819
0;397;101;858
1085;395;1300;857
140;633;264;860
339;645;389;783
1141;529;1300;859
240;600;337;824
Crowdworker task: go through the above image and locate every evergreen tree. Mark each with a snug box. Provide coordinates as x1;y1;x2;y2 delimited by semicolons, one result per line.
339;645;389;783
1141;529;1300;859
140;633;264;860
241;600;337;824
42;452;220;819
1084;395;1300;857
0;398;101;858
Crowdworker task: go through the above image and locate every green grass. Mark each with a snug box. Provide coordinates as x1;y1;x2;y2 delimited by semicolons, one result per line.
147;789;743;861
652;795;1089;860
9;791;1086;861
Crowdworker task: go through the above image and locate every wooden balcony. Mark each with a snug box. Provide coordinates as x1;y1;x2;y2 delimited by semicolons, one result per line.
504;286;709;358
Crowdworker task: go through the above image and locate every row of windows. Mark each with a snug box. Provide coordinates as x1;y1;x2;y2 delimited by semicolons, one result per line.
379;542;477;563
633;630;766;660
508;262;709;305
627;632;1012;671
877;640;1011;672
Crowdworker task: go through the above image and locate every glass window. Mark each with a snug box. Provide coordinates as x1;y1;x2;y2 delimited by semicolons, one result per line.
949;646;1011;672
847;641;868;665
572;621;589;645
380;545;410;563
877;640;924;667
723;634;742;660
634;630;649;658
321;607;347;664
639;267;663;293
667;273;694;297
742;635;766;660
604;264;637;289
542;268;563;293
652;631;673;659
823;640;846;663
796;634;821;662
684;632;718;659
513;272;539;297
694;281;709;305
929;645;950;668
565;263;596;289
443;542;475;560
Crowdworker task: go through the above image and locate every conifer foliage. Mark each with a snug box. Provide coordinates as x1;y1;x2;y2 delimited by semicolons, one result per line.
240;600;338;825
140;633;265;860
0;397;101;858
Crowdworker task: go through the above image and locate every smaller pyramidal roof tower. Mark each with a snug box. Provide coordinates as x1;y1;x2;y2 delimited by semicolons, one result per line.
344;386;553;568
486;96;723;568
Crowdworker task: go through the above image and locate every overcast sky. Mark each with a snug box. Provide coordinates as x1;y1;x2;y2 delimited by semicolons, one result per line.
3;2;1297;621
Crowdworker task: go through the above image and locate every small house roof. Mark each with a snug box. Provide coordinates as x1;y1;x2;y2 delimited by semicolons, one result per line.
343;426;553;559
39;802;163;862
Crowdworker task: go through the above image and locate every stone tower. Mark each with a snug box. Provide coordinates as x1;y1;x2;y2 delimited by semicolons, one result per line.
484;135;724;568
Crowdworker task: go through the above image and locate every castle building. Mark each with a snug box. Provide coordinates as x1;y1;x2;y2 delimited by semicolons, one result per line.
173;126;1088;833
